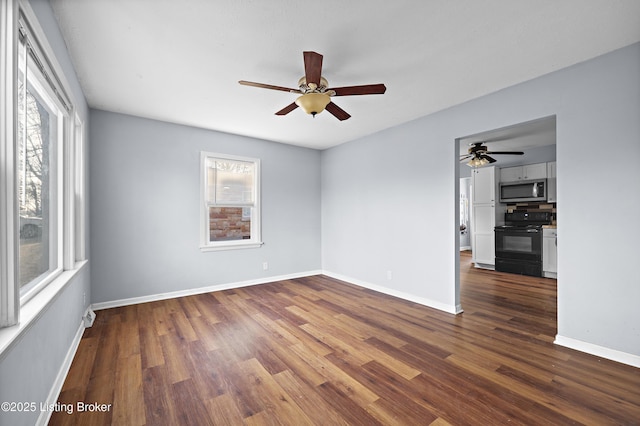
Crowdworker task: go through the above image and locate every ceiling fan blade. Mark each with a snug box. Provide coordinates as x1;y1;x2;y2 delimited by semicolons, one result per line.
239;80;301;93
460;154;474;162
275;102;299;116
329;84;387;96
481;154;497;163
485;151;524;155
325;102;351;121
303;51;323;86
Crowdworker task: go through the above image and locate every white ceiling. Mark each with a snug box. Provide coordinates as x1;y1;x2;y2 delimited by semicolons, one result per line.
50;0;640;150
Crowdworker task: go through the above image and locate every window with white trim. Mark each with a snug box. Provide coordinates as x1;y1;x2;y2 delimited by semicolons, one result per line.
0;1;84;328
200;152;262;251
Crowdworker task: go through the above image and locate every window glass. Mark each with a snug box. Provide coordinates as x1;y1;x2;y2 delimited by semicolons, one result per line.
202;153;261;249
17;33;62;296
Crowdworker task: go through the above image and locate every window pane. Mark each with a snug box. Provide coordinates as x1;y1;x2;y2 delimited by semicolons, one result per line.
209;207;252;241
17;80;56;288
213;160;254;205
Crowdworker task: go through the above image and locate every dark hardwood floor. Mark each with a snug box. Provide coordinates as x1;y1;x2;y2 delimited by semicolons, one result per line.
50;252;640;425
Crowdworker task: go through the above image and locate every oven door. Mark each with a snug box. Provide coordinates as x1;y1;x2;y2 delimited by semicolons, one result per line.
494;227;542;261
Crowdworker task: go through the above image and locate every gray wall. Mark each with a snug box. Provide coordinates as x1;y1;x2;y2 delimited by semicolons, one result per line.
322;42;640;357
89;110;321;304
0;1;91;425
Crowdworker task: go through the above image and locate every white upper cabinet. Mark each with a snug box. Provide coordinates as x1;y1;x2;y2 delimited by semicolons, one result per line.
472;166;495;204
500;162;547;182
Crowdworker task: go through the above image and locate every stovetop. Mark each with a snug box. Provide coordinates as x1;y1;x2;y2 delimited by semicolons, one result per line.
496;224;543;229
499;211;552;228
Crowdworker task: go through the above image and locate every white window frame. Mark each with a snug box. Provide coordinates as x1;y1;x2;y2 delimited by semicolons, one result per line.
0;0;86;334
200;151;262;251
73;113;86;263
17;58;66;304
0;0;19;327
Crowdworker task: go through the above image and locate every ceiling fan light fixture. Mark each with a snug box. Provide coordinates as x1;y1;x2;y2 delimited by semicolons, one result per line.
295;93;331;117
467;156;489;168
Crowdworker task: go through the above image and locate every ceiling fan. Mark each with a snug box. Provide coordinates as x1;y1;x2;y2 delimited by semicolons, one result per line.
460;142;524;167
239;51;386;121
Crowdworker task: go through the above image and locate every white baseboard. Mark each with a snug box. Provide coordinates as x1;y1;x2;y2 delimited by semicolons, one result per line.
322;271;463;315
554;335;640;368
37;312;87;426
91;270;323;311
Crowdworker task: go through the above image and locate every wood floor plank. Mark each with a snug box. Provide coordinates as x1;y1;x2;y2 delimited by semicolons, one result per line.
332;312;408;348
142;365;180;426
287;343;380;407
236;358;315;425
257;338;327;387
205;393;245;426
169;310;198;342
272;318;333;357
188;315;221;352
272;369;349;426
446;353;613;425
159;332;192;384
51;252;640;425
170;379;215;426
60;336;100;391
113;354;145;425
137;303;165;369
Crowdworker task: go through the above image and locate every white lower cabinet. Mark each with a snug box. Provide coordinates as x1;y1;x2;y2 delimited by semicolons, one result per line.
472;204;495;266
542;228;557;278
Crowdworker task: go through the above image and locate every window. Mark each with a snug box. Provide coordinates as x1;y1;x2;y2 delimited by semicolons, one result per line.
17;48;65;299
0;1;84;328
200;152;262;251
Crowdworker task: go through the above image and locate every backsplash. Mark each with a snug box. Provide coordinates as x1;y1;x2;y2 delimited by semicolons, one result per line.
506;202;557;224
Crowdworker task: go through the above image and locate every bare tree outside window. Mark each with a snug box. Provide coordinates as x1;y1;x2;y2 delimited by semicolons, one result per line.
17;81;53;287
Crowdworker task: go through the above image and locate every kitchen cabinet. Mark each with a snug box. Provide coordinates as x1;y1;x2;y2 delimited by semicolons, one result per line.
500;162;547;182
546;161;557;202
472;204;495;265
542;227;557;278
471;166;503;268
472;166;495;204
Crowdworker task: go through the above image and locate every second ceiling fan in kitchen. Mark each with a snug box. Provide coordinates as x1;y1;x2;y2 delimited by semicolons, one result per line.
460;142;524;167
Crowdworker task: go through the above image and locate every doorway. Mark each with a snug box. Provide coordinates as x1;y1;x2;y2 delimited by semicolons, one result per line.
455;116;557;330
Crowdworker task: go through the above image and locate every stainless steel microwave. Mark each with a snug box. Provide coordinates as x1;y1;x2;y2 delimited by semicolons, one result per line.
499;179;547;203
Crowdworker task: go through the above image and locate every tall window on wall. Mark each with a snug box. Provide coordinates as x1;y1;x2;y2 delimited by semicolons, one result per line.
1;2;83;328
200;152;262;251
17;33;65;297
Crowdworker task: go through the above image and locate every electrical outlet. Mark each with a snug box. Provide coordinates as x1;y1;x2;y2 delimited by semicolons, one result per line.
83;291;86;305
263;261;269;271
387;270;393;280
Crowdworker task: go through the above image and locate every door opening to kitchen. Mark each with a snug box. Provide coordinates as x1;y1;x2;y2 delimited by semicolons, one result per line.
456;116;557;337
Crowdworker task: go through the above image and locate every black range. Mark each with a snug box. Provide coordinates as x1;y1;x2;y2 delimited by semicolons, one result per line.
494;211;552;277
